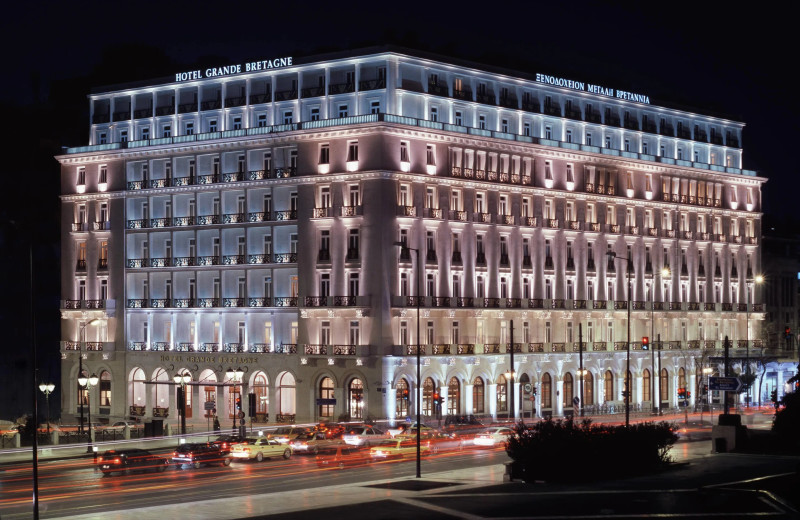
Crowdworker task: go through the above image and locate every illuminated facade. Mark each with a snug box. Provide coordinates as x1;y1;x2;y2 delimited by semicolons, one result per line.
58;46;775;427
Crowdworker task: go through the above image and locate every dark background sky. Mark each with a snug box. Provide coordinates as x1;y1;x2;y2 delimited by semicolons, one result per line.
0;0;793;420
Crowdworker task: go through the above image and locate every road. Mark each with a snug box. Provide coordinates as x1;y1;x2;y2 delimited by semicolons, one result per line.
0;442;510;519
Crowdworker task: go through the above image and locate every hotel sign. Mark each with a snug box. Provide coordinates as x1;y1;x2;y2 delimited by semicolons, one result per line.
535;73;651;104
175;57;293;82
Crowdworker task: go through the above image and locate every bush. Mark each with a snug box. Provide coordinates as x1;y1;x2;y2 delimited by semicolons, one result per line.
772;391;800;452
505;418;677;482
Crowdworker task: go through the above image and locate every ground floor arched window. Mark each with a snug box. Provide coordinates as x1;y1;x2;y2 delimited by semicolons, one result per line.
604;370;614;402
660;368;669;403
496;375;508;413
678;367;687;392
541;372;552;410
99;370;111;408
278;371;296;416
643;369;651;403
584;372;594;406
423;377;435;416
252;372;269;416
319;377;334;418
349;378;364;419
129;368;146;410
473;377;484;414
563;372;573;408
396;378;409;417
447;377;460;415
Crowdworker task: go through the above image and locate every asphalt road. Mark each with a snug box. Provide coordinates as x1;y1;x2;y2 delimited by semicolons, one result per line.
0;443;508;519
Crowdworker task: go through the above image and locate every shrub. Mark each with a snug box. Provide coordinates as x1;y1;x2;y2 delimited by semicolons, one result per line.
505;418;677;482
772;391;800;452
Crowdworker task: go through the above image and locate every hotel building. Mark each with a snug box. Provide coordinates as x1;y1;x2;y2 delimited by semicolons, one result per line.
58;46;780;428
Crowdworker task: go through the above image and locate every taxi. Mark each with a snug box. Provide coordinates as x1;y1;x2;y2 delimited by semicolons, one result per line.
231;438;292;462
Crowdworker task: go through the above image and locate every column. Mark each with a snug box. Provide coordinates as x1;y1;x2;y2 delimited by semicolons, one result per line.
635;373;643;406
465;383;474;416
555;379;564;416
387;388;397;423
439;385;448;424
488;383;497;420
335;386;345;421
689;372;697;407
513;382;521;419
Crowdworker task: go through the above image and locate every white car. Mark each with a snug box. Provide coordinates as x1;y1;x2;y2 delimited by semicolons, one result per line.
342;425;389;447
472;427;513;447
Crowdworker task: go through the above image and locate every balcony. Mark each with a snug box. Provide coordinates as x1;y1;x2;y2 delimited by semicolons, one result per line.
506;298;522;308
274;297;298;307
127;299;147;308
127;219;147;229
197;214;220;225
126;258;147;268
450;210;468;222
178;103;197;113
522;216;537;227
223;255;245;265
528;299;544;309
223;298;245;307
274;89;297;101
197;173;220;185
176;343;192;352
593;300;608;309
452;89;472;101
398;206;417;217
197;256;220;266
432;344;451;355
359;78;386;90
334;296;357;306
92;113;110;124
224;96;246;108
474;212;491;223
328;83;355;95
425;208;443;219
198;298;220;307
499;214;515;225
248;297;272;307
150;257;171;268
546;219;559;229
432;297;450;307
274;210;297;221
173;257;196;267
155;105;174;116
248;211;272;223
456;297;474;308
201;99;222;111
198;343;219;352
483;298;501;308
426;250;437;263
305;296;328;307
113;111;131;121
249;92;272;104
341;206;362;217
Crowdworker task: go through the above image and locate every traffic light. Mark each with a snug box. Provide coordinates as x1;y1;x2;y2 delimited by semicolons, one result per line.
677;388;686;400
785;327;792;341
402;389;409;400
770;389;778;404
642;336;649;350
235;397;242;411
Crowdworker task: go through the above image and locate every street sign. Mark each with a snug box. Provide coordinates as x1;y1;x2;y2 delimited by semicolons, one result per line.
204;401;215;411
709;376;743;392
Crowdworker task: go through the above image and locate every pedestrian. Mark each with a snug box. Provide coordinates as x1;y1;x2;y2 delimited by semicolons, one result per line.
213;416;220;432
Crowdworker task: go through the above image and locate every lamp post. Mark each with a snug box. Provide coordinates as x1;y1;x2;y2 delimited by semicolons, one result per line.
173;372;191;435
226;367;244;434
745;274;763;409
394;240;421;478
78;372;99;453
77;319;101;435
608;251;633;428
38;383;55;435
651;267;670;415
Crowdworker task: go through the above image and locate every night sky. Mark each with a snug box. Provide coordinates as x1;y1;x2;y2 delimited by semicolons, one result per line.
0;0;793;421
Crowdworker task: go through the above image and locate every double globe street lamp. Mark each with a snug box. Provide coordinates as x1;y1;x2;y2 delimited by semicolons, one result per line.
173;372;191;435
77;372;98;452
38;383;55;435
607;251;633;428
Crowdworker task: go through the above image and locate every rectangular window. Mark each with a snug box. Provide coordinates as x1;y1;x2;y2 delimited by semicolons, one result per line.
370;100;380;114
232;117;242;130
338;104;348;118
426;145;435;166
319;144;330;164
257;114;267;127
430;106;438;122
479;115;486;130
524;122;531;137
310;107;320;121
283;110;293;125
455;111;463;126
347;141;359;162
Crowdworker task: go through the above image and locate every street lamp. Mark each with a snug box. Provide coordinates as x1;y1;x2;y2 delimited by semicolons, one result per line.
745;274;763;409
173;372;191;435
701;366;713;423
576;369;588;417
393;240;422;478
607;251;633;428
226;367;244;435
651;267;670;415
38;383;55;435
77;372;99;453
77;319;101;435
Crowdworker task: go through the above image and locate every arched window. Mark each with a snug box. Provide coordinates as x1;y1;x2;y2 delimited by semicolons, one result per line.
319;377;334;418
396;378;409;417
252;372;269;417
277;371;296;416
604;370;614;402
198;369;218;418
423;377;435;416
129;368;146;408
584;371;594;406
678;367;687;392
563;372;573;407
541;372;552;409
473;377;485;414
496;375;508;412
176;368;193;418
627;370;633;401
643;369;651;403
447;377;460;415
660;368;669;404
349;378;364;419
153;368;170;412
99;370;111;408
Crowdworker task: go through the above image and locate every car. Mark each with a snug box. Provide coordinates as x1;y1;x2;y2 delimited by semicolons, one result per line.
104;420;138;431
443;415;487;437
97;448;169;476
267;426;311;444
418;431;464;453
171;443;231;469
387;422;435;437
342;425;389;447
315;445;373;469
289;430;345;454
231;438;292;461
472;427;514;447
211;434;249;454
369;438;431;460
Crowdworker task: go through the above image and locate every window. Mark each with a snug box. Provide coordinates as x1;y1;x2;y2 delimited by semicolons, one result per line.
430;106;438;122
310;107;320;121
207;120;216;133
257;113;267;127
232;117;242;130
524;122;531;137
98;132;107;145
566;129;572;143
605;135;611;148
141;127;150;140
496;375;507;412
348;229;360;258
338;104;349;118
163;125;171;138
541;373;552;409
347;141;359;162
120;129;129;142
370;100;380;114
283;110;293;125
473;377;484;414
501;118;509;133
479;114;486;130
426;145;435;166
349;272;359;297
586;132;592;146
319;377;334;417
545;125;552;140
455;111;463;126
